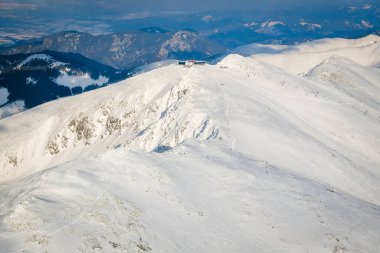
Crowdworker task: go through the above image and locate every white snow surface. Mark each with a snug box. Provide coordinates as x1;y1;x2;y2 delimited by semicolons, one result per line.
361;20;374;28
53;71;109;89
15;54;67;70
132;60;178;75
248;35;380;75
232;43;290;57
0;100;25;119
232;35;380;74
299;20;322;30
26;77;38;85
0;36;380;252
202;15;215;22
362;4;372;9
261;21;285;28
0;87;9;106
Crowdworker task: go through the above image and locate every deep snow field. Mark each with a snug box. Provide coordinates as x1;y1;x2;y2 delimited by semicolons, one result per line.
0;35;380;252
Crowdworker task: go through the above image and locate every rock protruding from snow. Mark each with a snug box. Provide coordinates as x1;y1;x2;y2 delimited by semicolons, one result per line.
0;66;225;182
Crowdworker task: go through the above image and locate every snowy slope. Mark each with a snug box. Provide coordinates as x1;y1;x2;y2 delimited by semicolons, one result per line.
0;66;224;183
0;37;380;252
244;35;380;75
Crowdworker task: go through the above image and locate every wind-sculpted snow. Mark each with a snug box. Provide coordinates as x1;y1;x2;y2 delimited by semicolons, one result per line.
0;66;224;182
0;36;380;252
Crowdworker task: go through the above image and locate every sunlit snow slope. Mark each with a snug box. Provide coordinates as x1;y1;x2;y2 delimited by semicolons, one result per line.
239;35;380;75
0;35;380;253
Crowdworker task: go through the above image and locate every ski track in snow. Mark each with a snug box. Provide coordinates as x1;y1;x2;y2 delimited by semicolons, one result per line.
0;35;380;253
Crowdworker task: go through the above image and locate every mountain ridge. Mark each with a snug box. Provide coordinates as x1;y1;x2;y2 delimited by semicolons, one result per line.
0;30;226;69
0;36;379;253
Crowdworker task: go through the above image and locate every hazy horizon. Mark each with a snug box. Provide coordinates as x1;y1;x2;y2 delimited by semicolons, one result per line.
0;0;376;19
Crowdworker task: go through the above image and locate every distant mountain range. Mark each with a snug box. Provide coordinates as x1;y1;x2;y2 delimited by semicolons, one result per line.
0;3;378;119
0;29;225;119
0;29;226;69
1;3;379;48
0;51;130;119
207;5;380;47
1;4;379;66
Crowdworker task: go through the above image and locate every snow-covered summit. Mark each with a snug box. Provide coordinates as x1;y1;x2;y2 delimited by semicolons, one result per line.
261;21;285;28
0;65;225;182
299;20;322;30
1;36;380;252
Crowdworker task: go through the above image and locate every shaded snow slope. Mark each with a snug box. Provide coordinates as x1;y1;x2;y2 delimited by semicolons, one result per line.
1;37;380;252
0;100;25;119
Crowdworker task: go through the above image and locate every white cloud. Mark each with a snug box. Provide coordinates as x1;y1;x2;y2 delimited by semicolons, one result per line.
0;2;39;10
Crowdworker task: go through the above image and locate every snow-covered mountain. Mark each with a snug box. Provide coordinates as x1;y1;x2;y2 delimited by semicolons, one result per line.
0;51;130;119
2;3;379;50
0;30;225;69
207;4;380;47
0;35;380;252
247;35;380;75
